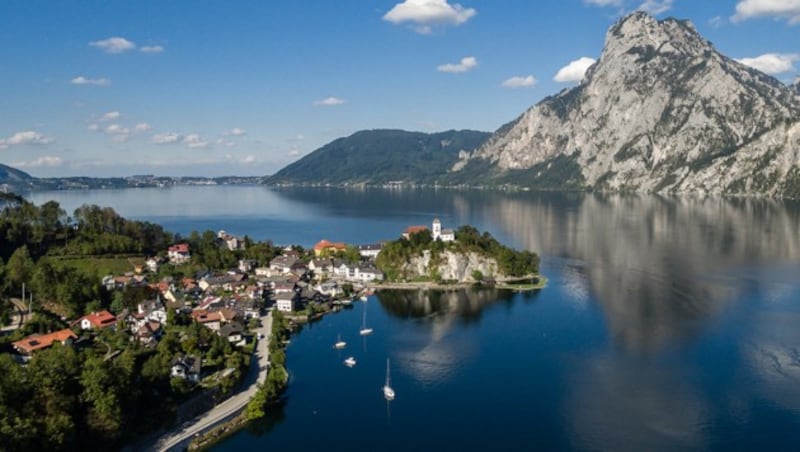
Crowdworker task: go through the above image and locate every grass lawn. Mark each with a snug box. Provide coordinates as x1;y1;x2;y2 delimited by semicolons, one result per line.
45;256;144;276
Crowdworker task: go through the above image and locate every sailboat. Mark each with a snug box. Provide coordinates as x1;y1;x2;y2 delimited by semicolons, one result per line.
359;302;373;336
344;356;357;367
334;333;347;349
383;358;395;400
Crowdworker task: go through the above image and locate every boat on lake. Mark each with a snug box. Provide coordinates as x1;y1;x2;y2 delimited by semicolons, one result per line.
344;356;357;367
383;358;395;400
334;334;347;349
359;302;373;336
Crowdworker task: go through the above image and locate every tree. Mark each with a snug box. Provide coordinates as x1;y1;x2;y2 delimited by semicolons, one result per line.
81;354;123;435
6;245;34;292
344;246;361;263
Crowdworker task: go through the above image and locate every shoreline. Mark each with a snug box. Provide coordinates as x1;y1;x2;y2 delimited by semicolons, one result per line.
372;274;546;291
182;276;546;449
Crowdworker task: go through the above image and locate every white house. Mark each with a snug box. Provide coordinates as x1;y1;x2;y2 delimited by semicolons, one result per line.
171;355;201;383
269;256;298;274
218;230;246;251
167;243;191;264
353;265;384;282
357;243;383;259
146;257;161;273
275;292;296;312
137;299;167;325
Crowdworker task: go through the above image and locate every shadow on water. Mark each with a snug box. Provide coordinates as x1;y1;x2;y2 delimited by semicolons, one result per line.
242;399;287;437
376;287;524;324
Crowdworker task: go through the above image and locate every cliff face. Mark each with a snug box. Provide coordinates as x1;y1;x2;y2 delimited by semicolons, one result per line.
402;250;499;282
452;12;800;197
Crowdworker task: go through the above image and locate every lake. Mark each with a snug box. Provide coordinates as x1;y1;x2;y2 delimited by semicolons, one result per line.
28;186;800;450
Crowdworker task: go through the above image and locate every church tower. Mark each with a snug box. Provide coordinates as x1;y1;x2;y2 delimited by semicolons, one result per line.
432;218;442;241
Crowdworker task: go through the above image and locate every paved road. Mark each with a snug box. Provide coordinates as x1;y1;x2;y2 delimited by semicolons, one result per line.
153;310;273;452
0;298;28;334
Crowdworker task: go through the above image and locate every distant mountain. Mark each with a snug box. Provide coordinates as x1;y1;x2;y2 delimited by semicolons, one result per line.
0;163;36;192
451;12;800;197
265;129;490;186
0;163;262;192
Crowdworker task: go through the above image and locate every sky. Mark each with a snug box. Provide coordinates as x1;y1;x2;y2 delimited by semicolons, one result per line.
0;0;799;177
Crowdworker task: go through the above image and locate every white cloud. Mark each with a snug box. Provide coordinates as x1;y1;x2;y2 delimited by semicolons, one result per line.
709;15;724;28
288;147;301;157
554;57;597;83
140;45;164;54
584;0;673;14
151;132;182;144
732;0;800;24
384;0;476;33
584;0;622;6
87;123;100;132
104;124;130;143
105;124;130;135
501;75;537;88
183;133;209;149
100;111;121;122
134;123;152;133
437;56;478;73
736;53;799;74
217;138;237;148
225;127;247;136
314;97;346;106
242;155;256;164
0;131;55;147
90;36;136;54
11;156;63;168
70;76;111;86
637;0;673;14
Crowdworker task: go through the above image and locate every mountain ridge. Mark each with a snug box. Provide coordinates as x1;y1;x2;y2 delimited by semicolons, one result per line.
265;128;490;186
451;11;800;197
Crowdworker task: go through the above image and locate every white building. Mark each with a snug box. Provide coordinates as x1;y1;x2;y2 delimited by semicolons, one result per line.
432;218;455;242
275;292;296;312
358;243;383;259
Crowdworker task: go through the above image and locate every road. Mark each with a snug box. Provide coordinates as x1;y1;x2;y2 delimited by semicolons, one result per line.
0;298;29;334
152;310;273;452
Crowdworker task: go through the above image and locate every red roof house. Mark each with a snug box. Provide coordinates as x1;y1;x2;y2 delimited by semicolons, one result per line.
12;329;78;355
72;310;117;330
313;239;348;256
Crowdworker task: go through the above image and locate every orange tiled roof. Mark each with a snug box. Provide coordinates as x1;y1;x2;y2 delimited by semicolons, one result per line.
404;225;429;235
313;239;347;251
191;310;222;323
74;310;117;329
12;328;78;354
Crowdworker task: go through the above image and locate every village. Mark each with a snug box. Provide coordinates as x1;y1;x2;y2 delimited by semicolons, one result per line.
7;218;458;378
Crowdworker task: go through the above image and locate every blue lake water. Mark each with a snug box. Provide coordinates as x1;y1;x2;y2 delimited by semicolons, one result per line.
28;186;800;450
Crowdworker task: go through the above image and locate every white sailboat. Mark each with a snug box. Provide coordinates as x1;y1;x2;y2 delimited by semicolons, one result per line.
383;358;395;400
359;302;373;336
344;356;357;367
334;333;347;349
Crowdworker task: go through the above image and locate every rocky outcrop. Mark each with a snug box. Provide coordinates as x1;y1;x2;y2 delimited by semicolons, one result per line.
452;12;800;197
401;250;499;282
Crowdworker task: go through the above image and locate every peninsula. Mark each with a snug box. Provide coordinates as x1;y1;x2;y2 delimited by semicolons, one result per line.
0;192;541;451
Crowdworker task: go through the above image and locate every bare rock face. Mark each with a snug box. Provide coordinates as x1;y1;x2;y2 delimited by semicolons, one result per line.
404;251;499;282
453;11;800;197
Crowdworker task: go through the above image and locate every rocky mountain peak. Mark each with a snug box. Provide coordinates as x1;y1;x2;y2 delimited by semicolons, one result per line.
452;11;800;197
604;12;703;62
